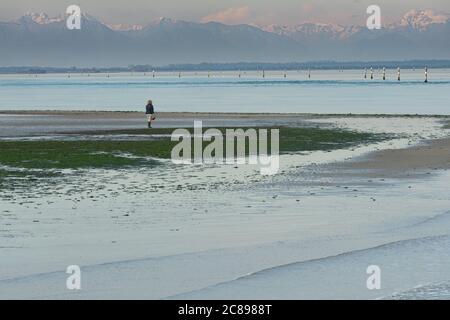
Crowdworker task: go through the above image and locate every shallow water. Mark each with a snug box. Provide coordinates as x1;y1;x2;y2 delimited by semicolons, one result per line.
2;117;450;298
1;69;450;114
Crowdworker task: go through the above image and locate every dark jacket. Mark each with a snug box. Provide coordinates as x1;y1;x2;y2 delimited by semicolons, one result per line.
146;103;154;114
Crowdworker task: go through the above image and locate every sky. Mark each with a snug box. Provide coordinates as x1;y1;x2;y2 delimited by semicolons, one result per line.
1;0;449;26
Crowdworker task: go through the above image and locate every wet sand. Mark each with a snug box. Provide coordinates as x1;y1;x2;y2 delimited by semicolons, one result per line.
0;111;316;137
328;138;450;180
3;111;448;178
2;112;450;299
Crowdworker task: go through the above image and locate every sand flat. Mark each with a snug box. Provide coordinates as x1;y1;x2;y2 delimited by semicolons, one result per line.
1;113;450;299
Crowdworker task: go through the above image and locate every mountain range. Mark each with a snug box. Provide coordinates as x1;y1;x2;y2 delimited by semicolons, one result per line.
0;10;449;67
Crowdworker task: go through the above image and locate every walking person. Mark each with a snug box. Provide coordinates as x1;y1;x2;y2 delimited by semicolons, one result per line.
145;99;155;128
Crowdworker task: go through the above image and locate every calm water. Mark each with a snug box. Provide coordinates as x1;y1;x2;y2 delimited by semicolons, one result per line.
1;69;449;114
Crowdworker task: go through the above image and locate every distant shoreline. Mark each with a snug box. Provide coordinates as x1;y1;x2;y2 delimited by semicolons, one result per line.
1;60;450;74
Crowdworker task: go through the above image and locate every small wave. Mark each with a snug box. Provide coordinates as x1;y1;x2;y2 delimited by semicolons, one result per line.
387;281;450;300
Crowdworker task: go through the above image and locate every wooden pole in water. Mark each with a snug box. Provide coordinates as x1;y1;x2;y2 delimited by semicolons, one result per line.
397;67;401;81
383;67;386;80
364;68;367;79
424;67;428;83
370;67;373;80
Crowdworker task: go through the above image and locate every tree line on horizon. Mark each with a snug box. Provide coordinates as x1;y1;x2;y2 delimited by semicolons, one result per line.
1;60;449;74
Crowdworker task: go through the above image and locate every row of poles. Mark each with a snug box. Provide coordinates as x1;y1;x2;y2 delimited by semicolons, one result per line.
364;67;429;82
54;69;310;78
143;68;428;81
34;68;428;82
68;69;312;79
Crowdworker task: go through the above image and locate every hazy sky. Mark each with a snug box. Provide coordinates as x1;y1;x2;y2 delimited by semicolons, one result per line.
1;0;449;26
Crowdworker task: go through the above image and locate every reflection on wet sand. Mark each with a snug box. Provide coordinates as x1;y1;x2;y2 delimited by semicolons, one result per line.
1;112;450;299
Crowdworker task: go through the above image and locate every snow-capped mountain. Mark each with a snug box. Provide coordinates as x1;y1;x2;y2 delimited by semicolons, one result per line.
395;9;449;30
20;12;64;24
266;10;449;39
265;23;347;39
262;10;450;61
107;24;143;31
0;12;303;66
0;10;449;66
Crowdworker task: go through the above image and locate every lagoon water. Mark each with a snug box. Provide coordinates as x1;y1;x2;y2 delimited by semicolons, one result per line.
1;69;450;114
